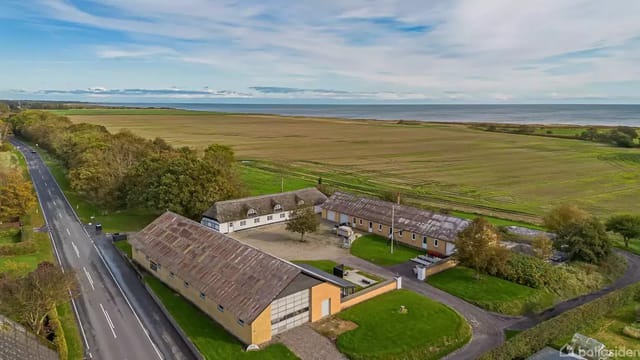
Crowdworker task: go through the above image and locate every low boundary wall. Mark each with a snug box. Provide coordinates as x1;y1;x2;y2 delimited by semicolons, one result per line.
340;277;402;310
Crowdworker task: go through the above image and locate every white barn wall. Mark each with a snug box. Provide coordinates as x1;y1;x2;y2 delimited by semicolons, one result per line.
202;205;322;234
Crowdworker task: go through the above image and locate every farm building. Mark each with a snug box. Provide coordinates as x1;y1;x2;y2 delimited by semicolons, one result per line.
131;212;348;346
201;188;327;233
322;192;471;256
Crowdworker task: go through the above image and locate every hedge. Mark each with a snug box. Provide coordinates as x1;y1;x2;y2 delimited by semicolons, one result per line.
479;282;640;360
48;308;68;360
0;239;37;256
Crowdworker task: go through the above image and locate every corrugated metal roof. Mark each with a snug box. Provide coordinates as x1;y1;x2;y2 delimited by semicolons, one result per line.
202;188;327;223
322;192;470;242
130;212;302;323
296;264;357;289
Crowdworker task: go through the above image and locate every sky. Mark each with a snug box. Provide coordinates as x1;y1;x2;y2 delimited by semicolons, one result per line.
1;0;640;104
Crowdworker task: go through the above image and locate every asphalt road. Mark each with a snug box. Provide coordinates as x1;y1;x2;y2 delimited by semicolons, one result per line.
11;139;194;360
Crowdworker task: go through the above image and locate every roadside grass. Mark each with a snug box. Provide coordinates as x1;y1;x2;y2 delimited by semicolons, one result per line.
427;267;556;315
56;302;83;360
31;146;157;232
0;228;21;244
351;234;424;266
504;329;522;340
550;301;640;351
450;210;544;230
612;234;640;256
114;240;132;259
239;164;315;196
144;276;298;360
336;289;471;360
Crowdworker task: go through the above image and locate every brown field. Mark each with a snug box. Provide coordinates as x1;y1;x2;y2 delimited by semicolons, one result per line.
67;112;640;221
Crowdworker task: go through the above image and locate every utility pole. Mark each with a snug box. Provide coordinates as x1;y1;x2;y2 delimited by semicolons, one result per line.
281;175;284;192
391;204;395;254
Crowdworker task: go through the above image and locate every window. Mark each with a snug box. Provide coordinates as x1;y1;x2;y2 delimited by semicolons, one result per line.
267;215;273;221
352;217;356;224
217;305;224;312
412;233;416;241
254;217;260;223
240;220;246;226
359;219;363;225
274;204;282;212
247;208;257;217
378;224;383;231
169;272;175;279
389;227;392;235
229;222;233;227
237;319;245;327
150;261;159;272
423;236;427;245
184;281;190;288
399;230;403;237
280;213;286;218
145;255;150;261
200;292;206;299
434;239;439;247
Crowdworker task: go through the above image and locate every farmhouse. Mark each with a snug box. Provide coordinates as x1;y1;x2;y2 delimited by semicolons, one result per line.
201;188;327;233
131;211;346;345
322;192;470;256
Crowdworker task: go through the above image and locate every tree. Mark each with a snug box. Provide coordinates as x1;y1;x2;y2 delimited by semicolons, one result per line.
532;234;554;259
454;218;510;280
556;217;611;264
543;204;590;233
0;168;36;220
0;262;78;336
285;207;319;242
606;214;640;248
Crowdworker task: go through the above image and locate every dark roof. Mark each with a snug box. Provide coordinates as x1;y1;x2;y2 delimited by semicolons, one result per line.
130;211;303;323
0;314;58;360
296;264;357;289
322;192;470;242
275;273;323;299
202;188;327;223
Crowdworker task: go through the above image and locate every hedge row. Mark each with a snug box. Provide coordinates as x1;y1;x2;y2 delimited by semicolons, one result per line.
0;239;37;256
479;282;640;360
47;308;69;360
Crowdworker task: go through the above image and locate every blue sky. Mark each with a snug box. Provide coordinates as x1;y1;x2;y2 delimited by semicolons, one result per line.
1;0;640;103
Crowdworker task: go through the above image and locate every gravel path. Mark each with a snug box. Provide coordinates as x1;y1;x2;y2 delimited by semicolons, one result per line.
275;325;348;360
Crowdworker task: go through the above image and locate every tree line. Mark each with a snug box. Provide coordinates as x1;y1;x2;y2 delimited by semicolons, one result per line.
8;110;246;219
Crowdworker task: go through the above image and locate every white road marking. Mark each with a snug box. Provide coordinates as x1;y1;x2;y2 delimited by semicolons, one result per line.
66;228;71;236
99;304;117;338
83;267;95;290
44;181;47;186
72;241;80;258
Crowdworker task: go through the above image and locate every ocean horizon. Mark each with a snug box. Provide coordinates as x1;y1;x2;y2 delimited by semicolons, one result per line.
98;103;640;126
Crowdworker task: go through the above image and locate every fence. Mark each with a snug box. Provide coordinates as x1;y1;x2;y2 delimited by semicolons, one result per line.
340;277;402;310
0;315;58;360
426;259;458;276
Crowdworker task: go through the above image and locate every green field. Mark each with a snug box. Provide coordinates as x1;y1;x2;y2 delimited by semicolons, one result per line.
427;267;556;315
144;276;298;360
336;289;471;360
239;164;316;196
64;109;640;222
50;108;223;116
292;260;339;273
350;234;424;266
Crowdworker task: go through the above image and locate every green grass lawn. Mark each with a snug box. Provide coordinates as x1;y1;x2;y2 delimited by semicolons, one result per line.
427;267;556;315
56;302;83;360
350;234;424;266
504;329;522;340
144;276;298;360
450;210;544;230
0;228;21;244
612;234;640;256
336;289;470;360
114;240;132;259
49;108;223;116
292;260;339;273
239;164;316;196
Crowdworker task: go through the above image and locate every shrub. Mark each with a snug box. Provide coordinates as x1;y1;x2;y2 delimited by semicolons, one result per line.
47;308;68;360
0;240;37;256
623;325;640;339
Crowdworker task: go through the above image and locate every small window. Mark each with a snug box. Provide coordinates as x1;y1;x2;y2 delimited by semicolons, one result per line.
389;227;392;235
200;292;206;299
150;261;158;272
217;304;224;312
240;220;246;226
184;281;190;288
359;219;363;225
274;204;282;212
237;319;245;327
423;236;427;244
378;224;382;231
229;222;233;227
399;230;403;237
412;233;416;241
254;218;260;223
280;213;285;218
247;208;257;217
267;215;273;221
434;239;439;247
169;272;175;279
145;255;150;261
352;217;356;224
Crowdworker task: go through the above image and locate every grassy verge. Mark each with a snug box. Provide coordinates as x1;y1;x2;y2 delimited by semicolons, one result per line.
56;302;83;360
239;164;316;196
505;329;521;340
292;260;339;273
612;234;640;256
450;210;544;230
427;267;556;315
114;240;132;259
144;276;298;360
350;234;424;266
336;289;471;360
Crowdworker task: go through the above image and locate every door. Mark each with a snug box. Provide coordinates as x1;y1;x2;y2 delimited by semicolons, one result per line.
321;299;331;317
327;211;336;222
422;237;428;249
339;213;349;224
368;222;373;232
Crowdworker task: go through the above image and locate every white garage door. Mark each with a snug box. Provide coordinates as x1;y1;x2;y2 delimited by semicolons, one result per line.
271;289;310;335
327;211;336;222
339;213;349;224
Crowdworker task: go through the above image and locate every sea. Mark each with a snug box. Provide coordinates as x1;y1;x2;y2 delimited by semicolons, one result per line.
100;103;640;126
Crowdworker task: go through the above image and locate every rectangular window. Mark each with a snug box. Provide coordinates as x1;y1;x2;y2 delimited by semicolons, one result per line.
359;219;363;225
399;231;403;237
169;272;175;279
267;215;273;221
378;224;382;231
353;217;356;224
184;281;190;288
240;220;246;226
412;233;416;241
254;218;260;223
150;261;158;272
217;305;224;312
280;213;286;218
229;222;233;227
389;227;392;235
200;292;206;299
237;319;245;327
423;236;427;245
434;239;439;247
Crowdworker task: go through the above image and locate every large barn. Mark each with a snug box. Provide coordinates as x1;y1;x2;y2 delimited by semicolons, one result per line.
130;212;344;346
200;188;327;233
321;192;471;256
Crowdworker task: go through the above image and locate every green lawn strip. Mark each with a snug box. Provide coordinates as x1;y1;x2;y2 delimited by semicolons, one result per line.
291;260;339;273
336;289;471;360
114;240;132;259
28;143;157;232
427;267;556;315
505;329;522;340
239;164;316;196
351;234;424;266
56;302;84;360
612;234;640;256
450;210;544;230
144;276;298;360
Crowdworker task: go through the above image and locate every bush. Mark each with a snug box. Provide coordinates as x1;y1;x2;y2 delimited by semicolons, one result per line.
47;308;69;360
0;239;37;255
479;283;640;360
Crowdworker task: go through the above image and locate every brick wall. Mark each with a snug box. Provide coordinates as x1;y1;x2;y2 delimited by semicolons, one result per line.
340;277;401;310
